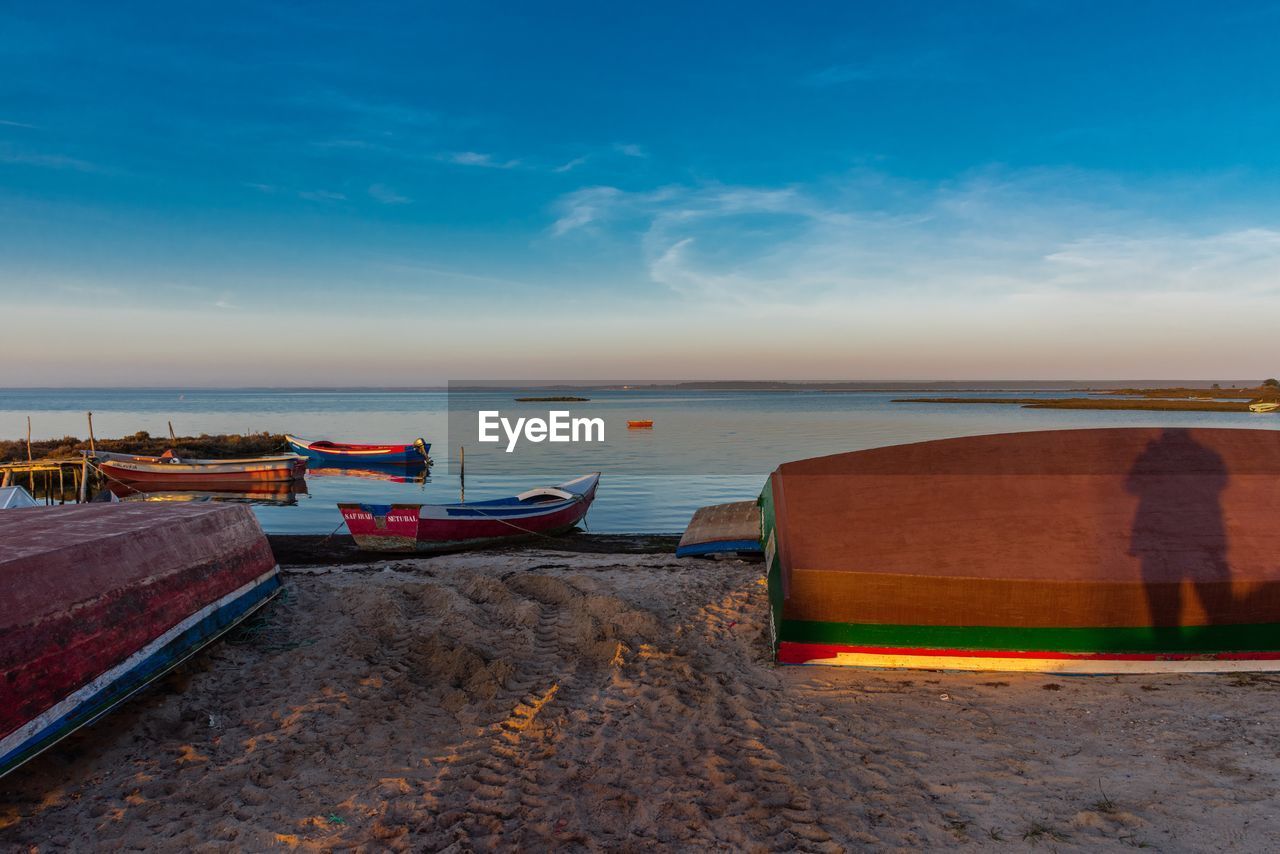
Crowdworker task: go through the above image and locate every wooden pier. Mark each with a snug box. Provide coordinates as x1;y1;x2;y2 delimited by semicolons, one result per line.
0;458;95;503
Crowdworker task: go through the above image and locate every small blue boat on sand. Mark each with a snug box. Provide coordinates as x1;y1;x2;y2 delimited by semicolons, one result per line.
286;435;431;465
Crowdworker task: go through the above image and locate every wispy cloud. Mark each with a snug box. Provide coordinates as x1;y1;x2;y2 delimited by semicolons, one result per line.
368;183;410;204
53;281;122;297
247;183;347;202
310;139;624;176
554;145;645;173
549;169;1280;309
0;119;39;129
554;154;589;173
445;151;520;169
1043;229;1280;296
552;183;803;241
0;145;97;172
550;186;629;235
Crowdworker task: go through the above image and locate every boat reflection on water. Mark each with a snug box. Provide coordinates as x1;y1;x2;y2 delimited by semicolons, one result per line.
107;479;309;506
102;461;432;508
305;463;432;485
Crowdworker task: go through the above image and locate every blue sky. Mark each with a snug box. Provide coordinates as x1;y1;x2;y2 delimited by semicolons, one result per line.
3;1;1280;384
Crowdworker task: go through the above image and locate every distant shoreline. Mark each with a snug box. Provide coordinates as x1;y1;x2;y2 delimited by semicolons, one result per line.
894;385;1280;413
0;380;1268;393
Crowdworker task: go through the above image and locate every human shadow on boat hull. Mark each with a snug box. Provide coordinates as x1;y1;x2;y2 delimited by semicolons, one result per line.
1125;428;1275;646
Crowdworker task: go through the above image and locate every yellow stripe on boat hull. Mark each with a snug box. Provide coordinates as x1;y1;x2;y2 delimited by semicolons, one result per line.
794;650;1280;674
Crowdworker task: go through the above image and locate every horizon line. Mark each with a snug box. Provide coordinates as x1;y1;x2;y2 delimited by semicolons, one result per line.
0;379;1272;392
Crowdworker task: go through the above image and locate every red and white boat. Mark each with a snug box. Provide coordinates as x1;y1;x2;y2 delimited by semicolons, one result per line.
339;473;600;552
91;450;307;486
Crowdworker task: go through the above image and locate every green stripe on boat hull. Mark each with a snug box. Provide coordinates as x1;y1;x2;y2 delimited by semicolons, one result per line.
779;618;1280;654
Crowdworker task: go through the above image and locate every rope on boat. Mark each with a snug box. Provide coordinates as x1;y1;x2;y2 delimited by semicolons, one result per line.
451;494;593;543
317;517;348;544
82;457;146;498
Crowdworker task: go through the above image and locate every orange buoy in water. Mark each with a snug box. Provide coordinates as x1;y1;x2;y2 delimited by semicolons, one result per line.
627;420;654;429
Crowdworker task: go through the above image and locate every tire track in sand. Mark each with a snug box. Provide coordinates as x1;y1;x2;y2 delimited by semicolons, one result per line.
419;572;631;850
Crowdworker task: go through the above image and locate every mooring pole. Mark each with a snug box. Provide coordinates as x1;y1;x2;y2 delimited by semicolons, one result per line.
78;456;88;503
87;411;97;455
459;446;465;502
168;420;177;443
26;416;33;493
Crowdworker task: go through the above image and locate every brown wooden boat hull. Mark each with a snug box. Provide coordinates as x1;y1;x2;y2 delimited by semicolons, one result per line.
764;427;1280;671
97;457;306;485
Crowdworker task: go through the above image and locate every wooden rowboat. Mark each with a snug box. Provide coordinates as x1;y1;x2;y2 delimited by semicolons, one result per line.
0;503;281;777
91;450;307;486
286;435;431;465
1249;402;1279;413
676;501;763;558
627;420;654;429
339;473;599;552
762;428;1280;673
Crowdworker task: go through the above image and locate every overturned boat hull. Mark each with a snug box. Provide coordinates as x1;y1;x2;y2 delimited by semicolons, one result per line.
676;501;763;558
0;503;281;777
763;428;1280;673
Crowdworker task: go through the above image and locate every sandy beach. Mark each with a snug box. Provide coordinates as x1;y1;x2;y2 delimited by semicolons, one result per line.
3;551;1279;851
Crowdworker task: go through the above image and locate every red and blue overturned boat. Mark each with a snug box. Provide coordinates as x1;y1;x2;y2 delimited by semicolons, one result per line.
0;502;281;777
339;473;599;552
286;435;431;466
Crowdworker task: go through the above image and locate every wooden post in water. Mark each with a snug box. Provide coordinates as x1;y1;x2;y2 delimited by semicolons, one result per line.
168;420;177;443
87;411;97;455
459;446;465;503
26;416;33;493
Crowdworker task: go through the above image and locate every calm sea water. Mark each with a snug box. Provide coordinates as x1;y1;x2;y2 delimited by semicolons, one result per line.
3;388;1276;533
